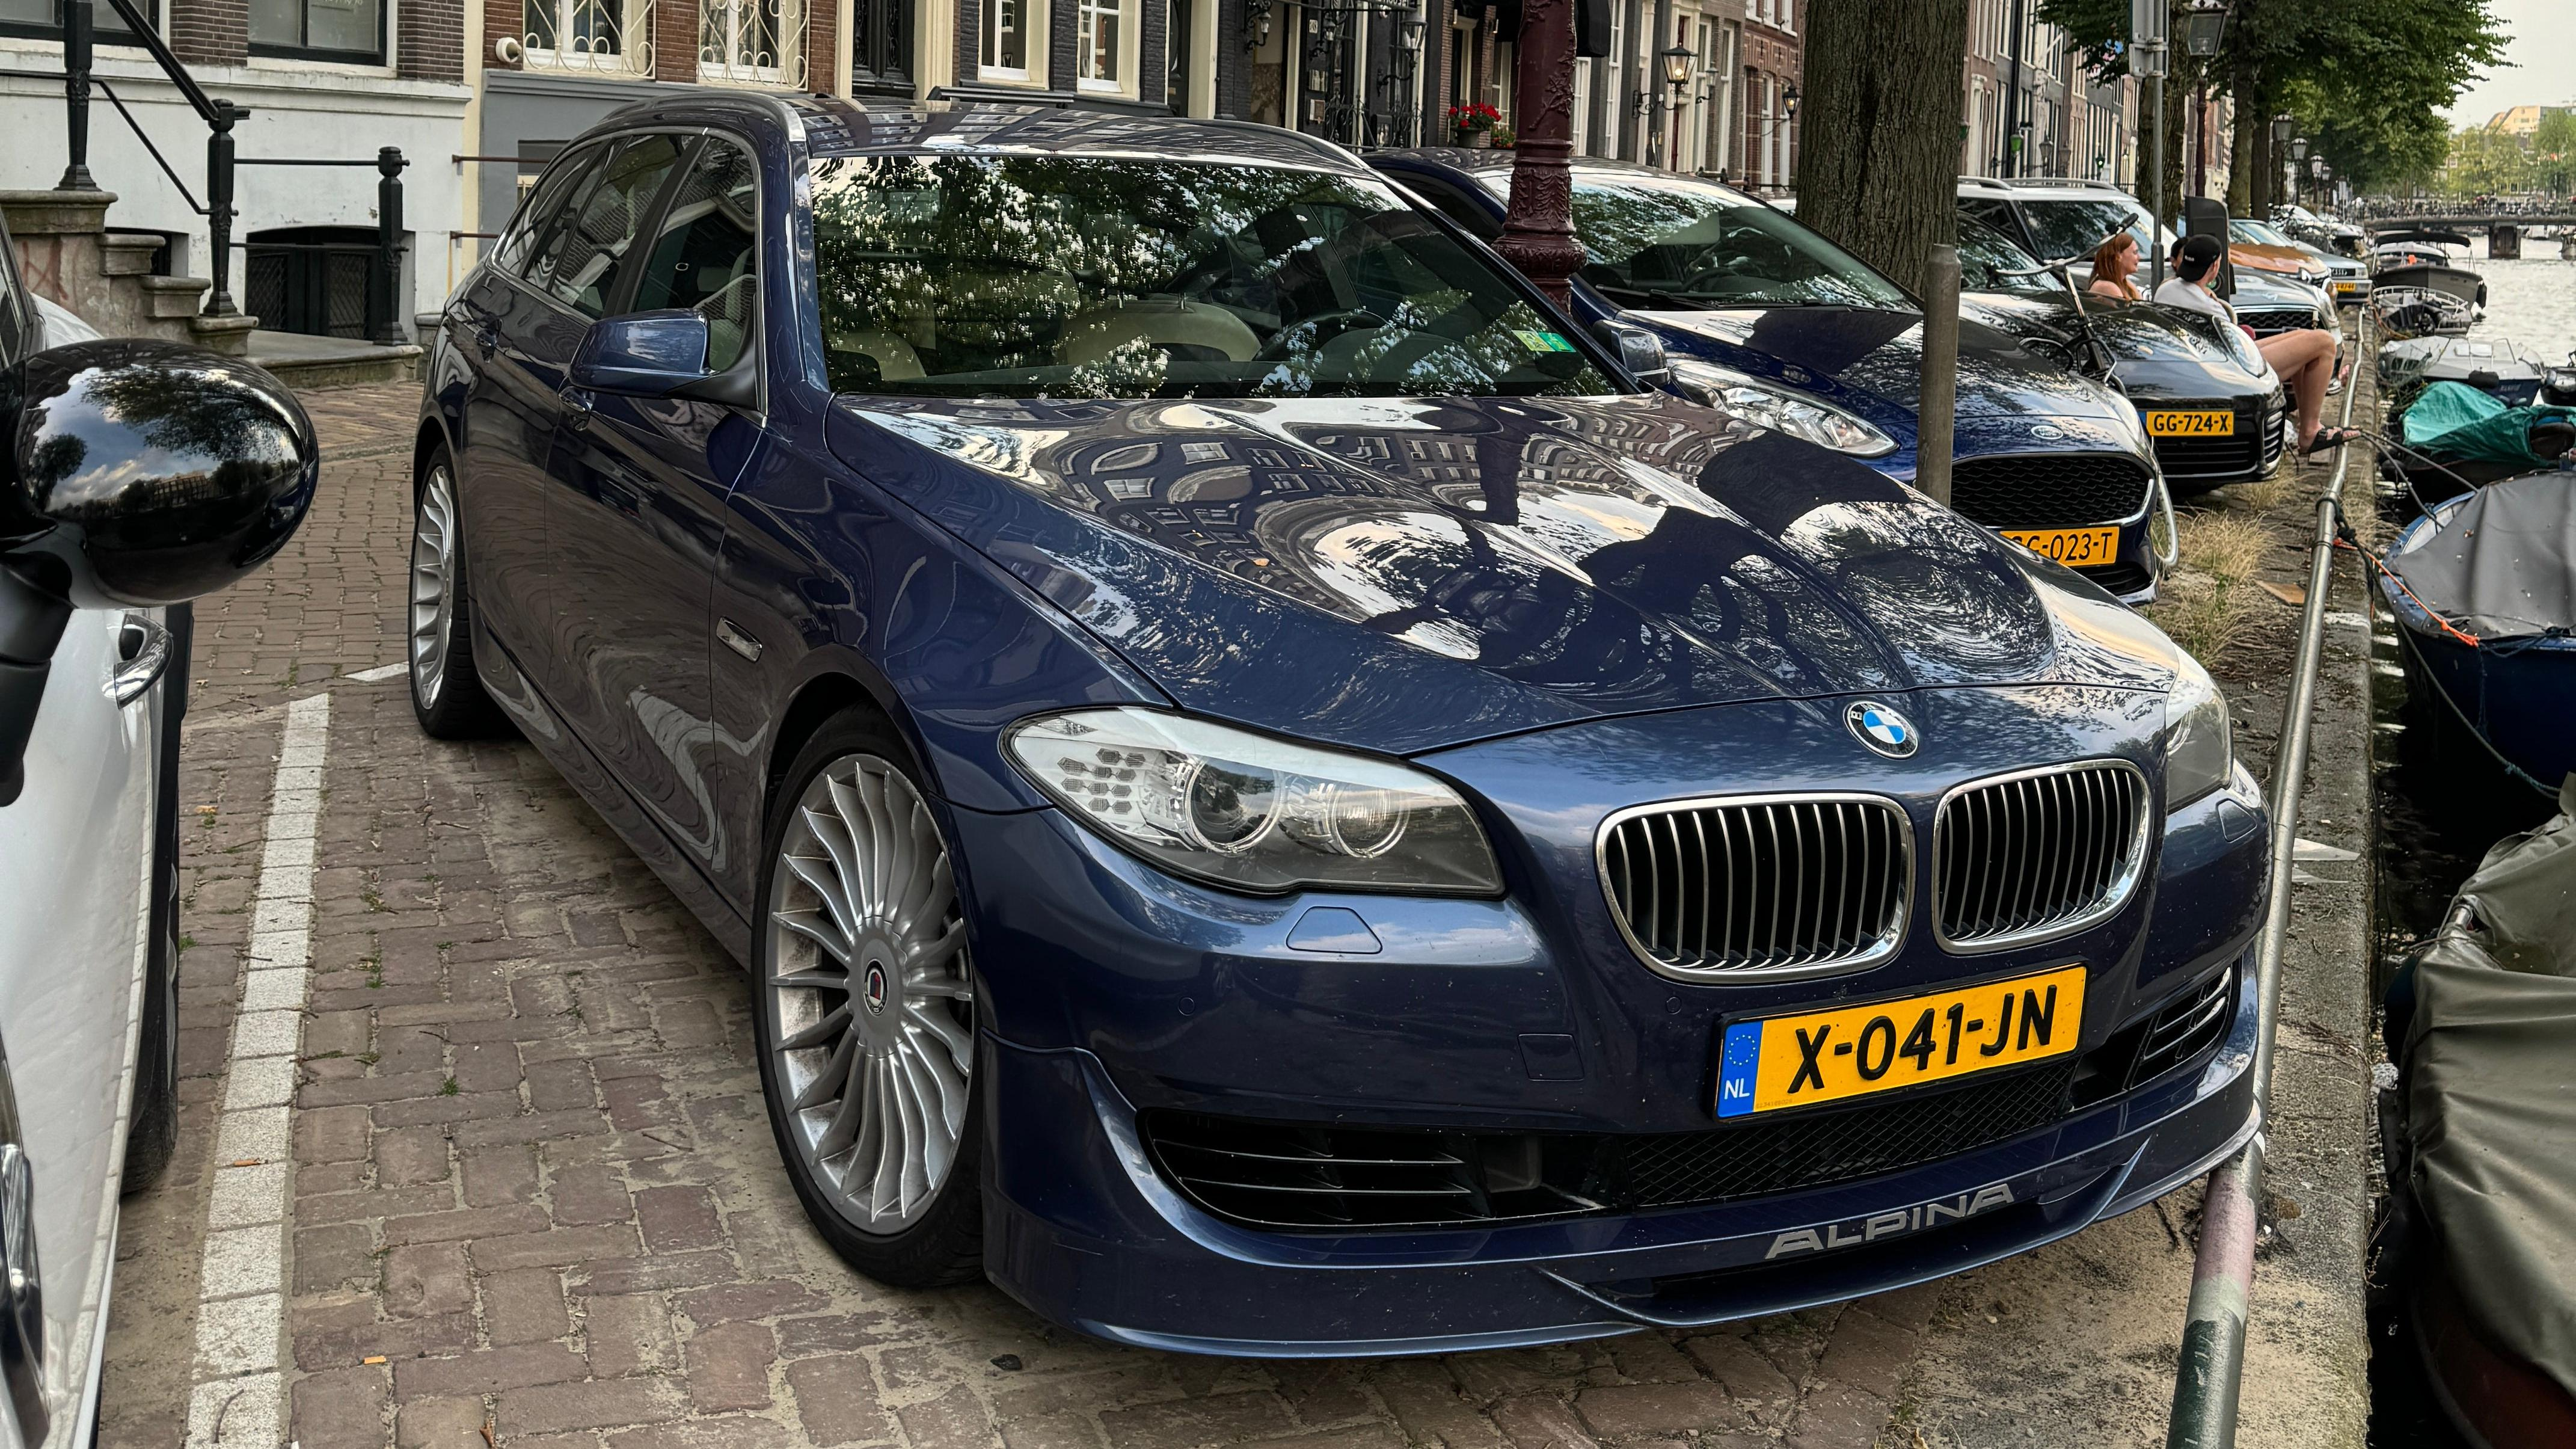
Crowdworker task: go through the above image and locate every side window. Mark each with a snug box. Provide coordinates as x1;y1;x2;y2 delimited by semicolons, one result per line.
1961;198;2021;249
529;134;687;319
492;144;603;278
1398;177;1503;242
628;138;760;374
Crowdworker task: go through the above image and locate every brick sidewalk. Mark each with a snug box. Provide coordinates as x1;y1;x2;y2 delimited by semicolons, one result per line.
104;383;2230;1449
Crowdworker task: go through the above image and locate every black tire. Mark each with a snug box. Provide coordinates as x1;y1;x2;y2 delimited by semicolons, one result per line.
751;712;984;1289
123;603;191;1196
409;443;512;739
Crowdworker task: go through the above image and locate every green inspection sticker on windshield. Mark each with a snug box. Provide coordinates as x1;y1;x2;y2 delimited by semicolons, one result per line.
1512;329;1577;354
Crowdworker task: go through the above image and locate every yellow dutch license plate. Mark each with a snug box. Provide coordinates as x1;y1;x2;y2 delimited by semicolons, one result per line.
2000;525;2120;567
2145;410;2234;437
1715;965;2087;1118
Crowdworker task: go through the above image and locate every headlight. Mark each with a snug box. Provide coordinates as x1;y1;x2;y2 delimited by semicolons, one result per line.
1005;707;1503;894
1668;358;1898;458
2164;652;2232;808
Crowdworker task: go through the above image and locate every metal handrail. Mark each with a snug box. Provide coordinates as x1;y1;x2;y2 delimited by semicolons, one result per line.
46;0;411;345
2162;308;2370;1449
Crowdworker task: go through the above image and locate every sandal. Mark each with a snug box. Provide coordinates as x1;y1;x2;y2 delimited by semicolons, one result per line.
2303;426;2360;455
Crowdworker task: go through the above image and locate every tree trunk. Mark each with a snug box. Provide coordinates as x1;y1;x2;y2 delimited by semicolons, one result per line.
2223;52;2257;217
1791;0;1974;294
2159;64;2186;226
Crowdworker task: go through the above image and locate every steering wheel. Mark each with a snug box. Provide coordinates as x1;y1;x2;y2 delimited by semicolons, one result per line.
1254;309;1387;361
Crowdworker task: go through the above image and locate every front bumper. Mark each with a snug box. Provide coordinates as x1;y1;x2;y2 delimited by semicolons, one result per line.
983;956;2258;1355
957;692;2271;1354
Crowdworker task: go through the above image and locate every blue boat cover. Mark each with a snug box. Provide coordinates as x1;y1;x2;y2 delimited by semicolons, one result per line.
2385;472;2576;638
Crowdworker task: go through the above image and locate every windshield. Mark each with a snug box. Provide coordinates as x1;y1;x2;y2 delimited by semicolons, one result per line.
1955;218;2053;295
1478;168;1909;309
808;156;1615;399
2014;197;2162;263
2230;219;2296;247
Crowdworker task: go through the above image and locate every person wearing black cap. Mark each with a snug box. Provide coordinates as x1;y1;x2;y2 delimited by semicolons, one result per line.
2153;233;2354;455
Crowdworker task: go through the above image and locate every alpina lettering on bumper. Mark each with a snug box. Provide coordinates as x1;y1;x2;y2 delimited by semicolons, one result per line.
1763;1183;2017;1260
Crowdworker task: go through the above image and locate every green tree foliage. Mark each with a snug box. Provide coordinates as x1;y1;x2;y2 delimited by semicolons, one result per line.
2534;109;2576;195
2037;0;2504;194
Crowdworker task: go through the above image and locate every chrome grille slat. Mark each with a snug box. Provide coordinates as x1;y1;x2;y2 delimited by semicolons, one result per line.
1599;793;1910;978
1934;761;2150;950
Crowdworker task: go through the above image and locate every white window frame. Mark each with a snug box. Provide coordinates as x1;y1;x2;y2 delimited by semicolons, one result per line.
1075;0;1132;93
522;0;654;75
980;0;1042;82
697;0;807;86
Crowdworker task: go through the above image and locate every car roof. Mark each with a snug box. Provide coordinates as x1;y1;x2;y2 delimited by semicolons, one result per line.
590;93;1367;173
1373;147;1747;186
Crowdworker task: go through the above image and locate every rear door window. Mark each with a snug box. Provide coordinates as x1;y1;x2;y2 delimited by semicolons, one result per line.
493;144;604;278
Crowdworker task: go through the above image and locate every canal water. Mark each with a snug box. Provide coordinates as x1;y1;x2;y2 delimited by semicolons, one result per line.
2364;234;2575;1447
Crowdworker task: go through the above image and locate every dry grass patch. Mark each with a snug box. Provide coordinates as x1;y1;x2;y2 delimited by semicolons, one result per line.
2147;509;2283;661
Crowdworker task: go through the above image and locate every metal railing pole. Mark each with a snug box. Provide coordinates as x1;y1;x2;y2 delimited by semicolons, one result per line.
2164;309;2369;1449
57;0;96;190
373;146;408;346
1917;244;1960;508
204;101;240;316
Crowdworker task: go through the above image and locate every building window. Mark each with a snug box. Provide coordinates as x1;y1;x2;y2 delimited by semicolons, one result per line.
523;0;652;73
850;0;911;92
250;0;383;60
699;0;805;84
1076;0;1121;89
980;0;1031;79
0;0;156;42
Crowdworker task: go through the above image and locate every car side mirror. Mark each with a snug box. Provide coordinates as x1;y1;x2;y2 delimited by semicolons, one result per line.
1595;321;1671;386
5;339;316;608
570;310;711;396
2;338;316;805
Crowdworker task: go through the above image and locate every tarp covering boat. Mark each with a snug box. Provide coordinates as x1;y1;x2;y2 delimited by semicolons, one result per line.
2398;381;2576;472
2400;779;2576;1432
2381;480;2576;791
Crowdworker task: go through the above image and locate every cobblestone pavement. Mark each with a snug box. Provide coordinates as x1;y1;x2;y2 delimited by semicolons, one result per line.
96;382;2348;1449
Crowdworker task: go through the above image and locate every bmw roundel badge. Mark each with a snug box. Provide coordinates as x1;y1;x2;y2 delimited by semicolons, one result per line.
1847;701;1918;758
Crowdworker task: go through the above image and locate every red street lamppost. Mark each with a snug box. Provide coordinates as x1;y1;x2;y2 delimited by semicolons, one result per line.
1494;0;1586;308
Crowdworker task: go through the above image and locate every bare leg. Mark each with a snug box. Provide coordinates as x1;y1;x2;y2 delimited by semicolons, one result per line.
2257;329;2335;447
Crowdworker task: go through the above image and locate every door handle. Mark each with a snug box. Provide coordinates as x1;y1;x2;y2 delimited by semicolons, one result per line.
108;614;171;708
560;387;595;428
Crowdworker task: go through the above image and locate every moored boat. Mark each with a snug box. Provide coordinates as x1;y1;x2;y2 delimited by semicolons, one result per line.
2372;227;2486;336
2381;780;2576;1448
2378;473;2576;793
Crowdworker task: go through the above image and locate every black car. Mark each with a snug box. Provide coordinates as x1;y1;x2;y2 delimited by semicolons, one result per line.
1374;149;2170;601
1952;217;2287;493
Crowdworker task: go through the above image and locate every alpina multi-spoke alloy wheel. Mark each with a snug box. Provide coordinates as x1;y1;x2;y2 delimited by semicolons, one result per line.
756;717;983;1285
406;446;508;738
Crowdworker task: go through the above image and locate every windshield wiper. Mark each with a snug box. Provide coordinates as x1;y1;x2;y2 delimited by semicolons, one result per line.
1590;281;1719;309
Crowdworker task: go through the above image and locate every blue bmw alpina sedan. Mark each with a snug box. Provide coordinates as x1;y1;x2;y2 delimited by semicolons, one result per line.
412;95;2268;1356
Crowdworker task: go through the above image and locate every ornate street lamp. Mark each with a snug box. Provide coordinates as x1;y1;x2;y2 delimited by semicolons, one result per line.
2180;1;2227;58
2291;136;2308;163
2271;113;2293;147
1782;81;1800;121
1660;42;1693;89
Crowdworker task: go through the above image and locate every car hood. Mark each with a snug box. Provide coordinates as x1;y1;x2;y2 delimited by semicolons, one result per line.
2231;242;2317;275
1624;304;2134;432
1961;292;2273;399
827;391;2183;754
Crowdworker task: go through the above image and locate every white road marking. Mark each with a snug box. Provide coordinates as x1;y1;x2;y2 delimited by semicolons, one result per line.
185;690;328;1449
344;662;406;683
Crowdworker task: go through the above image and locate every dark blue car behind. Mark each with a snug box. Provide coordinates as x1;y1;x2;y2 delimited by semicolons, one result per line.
412;94;2268;1356
1370;150;2171;602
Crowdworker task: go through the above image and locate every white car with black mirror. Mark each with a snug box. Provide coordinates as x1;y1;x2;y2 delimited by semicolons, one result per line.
0;208;317;1447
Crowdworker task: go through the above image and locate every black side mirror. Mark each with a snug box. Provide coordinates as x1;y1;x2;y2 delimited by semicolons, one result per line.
4;339;317;608
1593;321;1672;386
1;339;316;804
